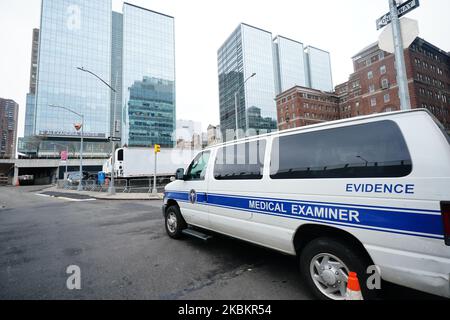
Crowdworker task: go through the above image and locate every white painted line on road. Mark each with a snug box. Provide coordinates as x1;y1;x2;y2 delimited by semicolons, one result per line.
34;193;52;198
34;193;96;202
58;197;97;202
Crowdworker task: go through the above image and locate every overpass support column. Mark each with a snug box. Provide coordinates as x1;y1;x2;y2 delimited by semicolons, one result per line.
12;166;19;186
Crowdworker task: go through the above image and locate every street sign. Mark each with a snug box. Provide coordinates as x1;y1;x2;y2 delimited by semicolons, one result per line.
108;136;121;142
61;150;68;161
379;17;419;53
376;0;420;30
154;144;161;153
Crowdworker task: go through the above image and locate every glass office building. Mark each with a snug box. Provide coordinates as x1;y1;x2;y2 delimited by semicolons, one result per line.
273;36;307;95
24;94;35;137
121;3;175;147
111;11;123;140
218;23;277;140
35;0;112;139
305;46;333;92
20;0;176;157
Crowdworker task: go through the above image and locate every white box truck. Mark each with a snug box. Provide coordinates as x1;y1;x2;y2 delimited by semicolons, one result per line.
103;147;201;178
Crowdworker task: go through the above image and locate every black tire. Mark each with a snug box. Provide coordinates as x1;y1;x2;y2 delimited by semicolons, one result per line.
164;205;187;239
299;237;379;300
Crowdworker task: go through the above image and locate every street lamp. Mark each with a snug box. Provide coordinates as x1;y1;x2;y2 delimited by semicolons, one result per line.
77;66;117;195
49;104;84;191
234;73;256;140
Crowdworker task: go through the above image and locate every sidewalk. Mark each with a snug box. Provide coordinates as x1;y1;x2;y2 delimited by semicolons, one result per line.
41;186;164;201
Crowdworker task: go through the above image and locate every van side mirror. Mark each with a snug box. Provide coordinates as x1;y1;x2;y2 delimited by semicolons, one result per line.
175;168;185;180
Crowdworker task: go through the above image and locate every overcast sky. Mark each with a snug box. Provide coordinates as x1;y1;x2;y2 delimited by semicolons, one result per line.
1;0;449;137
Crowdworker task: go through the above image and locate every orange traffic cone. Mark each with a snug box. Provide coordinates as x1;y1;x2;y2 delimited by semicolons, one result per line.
345;272;363;300
15;179;20;187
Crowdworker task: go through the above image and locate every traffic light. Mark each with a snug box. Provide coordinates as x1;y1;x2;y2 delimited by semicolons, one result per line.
154;144;161;153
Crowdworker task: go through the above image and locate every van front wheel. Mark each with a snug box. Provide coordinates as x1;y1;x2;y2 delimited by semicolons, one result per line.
299;237;377;300
165;205;186;239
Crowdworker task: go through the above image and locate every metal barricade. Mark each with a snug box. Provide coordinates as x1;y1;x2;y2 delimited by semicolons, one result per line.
127;179;151;193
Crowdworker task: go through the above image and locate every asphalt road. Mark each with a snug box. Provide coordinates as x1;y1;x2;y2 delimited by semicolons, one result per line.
0;186;441;300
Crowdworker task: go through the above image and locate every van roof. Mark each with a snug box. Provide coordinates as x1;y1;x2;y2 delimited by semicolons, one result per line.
206;109;435;150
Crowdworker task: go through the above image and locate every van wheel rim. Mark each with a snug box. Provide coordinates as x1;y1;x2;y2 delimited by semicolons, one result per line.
167;212;177;233
310;253;349;300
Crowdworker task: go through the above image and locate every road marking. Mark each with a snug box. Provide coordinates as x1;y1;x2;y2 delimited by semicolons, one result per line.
35;193;96;202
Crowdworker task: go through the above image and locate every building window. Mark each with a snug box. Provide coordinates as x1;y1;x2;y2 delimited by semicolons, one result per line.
369;84;375;93
380;65;386;75
368;71;373;79
371;97;377;107
384;93;390;103
381;78;389;89
379;51;385;60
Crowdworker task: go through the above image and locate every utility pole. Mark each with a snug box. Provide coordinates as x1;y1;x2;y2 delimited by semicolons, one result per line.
389;0;412;110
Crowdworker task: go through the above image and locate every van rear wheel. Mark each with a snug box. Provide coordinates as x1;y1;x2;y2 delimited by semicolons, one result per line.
165;205;186;239
299;237;377;300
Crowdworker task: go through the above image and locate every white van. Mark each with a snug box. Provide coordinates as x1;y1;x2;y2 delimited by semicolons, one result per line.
162;109;450;300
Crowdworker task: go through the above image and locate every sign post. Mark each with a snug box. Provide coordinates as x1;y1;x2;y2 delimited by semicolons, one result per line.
152;144;161;194
376;0;420;111
61;149;68;179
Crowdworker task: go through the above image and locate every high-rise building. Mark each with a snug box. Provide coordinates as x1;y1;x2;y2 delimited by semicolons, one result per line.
218;23;278;140
111;11;123;141
24;29;39;138
19;0;176;157
336;37;449;131
0;99;19;159
218;23;333;140
305;46;333;92
29;28;39;95
121;3;175;148
273;36;307;95
35;0;112;139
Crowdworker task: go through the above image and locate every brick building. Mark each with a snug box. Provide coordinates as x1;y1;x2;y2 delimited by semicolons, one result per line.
336;37;449;130
0;98;19;159
276;86;340;131
276;37;450;132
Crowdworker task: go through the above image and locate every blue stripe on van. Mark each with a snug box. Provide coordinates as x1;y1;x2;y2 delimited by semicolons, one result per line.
164;191;444;239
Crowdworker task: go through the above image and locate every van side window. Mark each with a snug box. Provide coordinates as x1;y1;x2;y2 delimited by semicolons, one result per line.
214;140;266;180
185;151;211;181
117;149;124;161
270;120;412;179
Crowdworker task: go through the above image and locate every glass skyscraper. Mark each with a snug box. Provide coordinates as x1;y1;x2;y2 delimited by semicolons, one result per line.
20;0;176;157
121;3;175;147
218;23;333;140
218;23;277;139
305;46;333;92
273;36;307;95
35;0;112;139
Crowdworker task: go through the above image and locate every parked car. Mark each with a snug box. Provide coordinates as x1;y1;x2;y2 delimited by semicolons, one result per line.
18;175;34;186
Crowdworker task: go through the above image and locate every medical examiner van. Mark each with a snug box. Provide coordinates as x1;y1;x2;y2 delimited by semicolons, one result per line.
162;109;450;300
